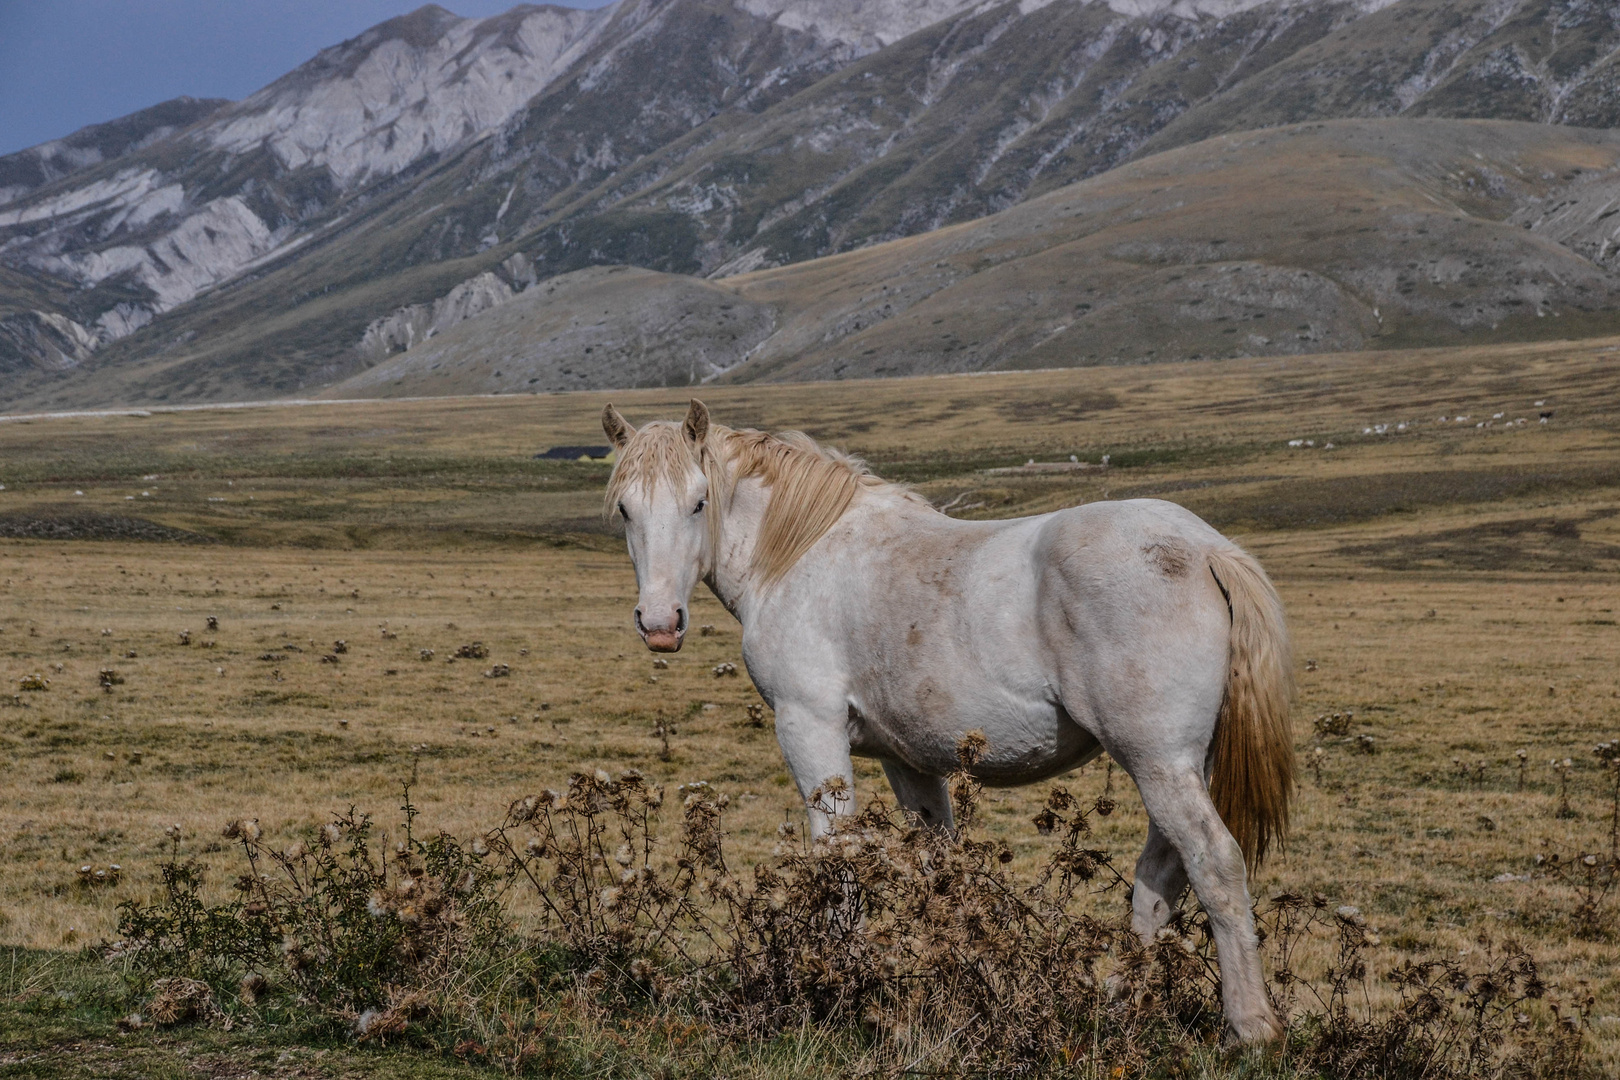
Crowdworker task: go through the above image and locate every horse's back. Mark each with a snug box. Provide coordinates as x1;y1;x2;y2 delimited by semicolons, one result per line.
1036;496;1225;558
1036;495;1233;608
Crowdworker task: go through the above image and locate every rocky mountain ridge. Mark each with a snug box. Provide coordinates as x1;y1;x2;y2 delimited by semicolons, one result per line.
0;97;228;209
204;4;613;189
3;0;1620;408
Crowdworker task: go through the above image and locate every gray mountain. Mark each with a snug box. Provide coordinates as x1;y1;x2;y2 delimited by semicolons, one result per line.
325;118;1620;396
4;0;1620;408
0;96;228;208
0;5;612;374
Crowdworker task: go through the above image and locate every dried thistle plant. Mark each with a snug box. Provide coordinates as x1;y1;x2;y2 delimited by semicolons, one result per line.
109;763;1591;1079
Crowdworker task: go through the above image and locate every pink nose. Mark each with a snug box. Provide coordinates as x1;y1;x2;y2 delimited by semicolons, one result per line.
635;605;686;653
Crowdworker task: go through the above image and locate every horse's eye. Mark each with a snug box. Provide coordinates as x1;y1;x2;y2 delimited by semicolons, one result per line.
693;498;706;515
617;502;630;522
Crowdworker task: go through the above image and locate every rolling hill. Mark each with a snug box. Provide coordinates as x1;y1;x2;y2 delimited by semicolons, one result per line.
4;0;1620;407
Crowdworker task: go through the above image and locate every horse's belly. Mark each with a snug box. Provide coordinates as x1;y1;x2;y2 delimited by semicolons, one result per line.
975;708;1100;785
851;683;1096;783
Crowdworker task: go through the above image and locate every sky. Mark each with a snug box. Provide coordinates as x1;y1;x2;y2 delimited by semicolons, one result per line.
0;1;609;156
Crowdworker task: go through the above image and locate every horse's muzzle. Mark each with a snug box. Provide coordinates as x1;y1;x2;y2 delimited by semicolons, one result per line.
636;606;686;653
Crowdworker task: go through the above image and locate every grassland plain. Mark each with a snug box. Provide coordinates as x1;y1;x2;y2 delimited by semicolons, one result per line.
1;337;1618;1076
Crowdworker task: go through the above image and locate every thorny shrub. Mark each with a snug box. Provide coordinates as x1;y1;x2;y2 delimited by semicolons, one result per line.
1535;849;1618;943
116;786;506;1032
111;741;1596;1078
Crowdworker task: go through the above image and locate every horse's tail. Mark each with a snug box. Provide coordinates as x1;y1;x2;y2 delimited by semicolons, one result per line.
1206;545;1294;872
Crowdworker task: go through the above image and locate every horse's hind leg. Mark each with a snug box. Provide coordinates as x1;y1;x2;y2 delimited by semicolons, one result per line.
1132;821;1189;940
881;760;952;831
1132;766;1280;1045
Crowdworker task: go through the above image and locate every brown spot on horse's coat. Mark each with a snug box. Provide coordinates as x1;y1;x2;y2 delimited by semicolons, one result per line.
907;624;923;646
1143;537;1193;578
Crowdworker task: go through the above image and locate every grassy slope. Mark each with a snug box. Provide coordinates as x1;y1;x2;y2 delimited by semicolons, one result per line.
725;119;1620;379
328;266;778;397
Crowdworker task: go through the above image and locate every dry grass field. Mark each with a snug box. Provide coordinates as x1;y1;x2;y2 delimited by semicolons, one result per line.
2;335;1619;1075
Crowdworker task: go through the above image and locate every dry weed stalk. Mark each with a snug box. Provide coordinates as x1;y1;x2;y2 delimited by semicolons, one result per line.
1596;739;1620;860
1553;758;1576;819
1533;741;1620;942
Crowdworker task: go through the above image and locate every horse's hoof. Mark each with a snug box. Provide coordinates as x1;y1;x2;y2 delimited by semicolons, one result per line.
1224;1012;1285;1047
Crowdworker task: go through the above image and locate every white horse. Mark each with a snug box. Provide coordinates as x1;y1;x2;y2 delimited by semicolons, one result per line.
601;399;1294;1044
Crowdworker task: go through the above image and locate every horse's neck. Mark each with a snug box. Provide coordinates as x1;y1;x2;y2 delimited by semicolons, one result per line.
706;472;772;621
707;472;934;622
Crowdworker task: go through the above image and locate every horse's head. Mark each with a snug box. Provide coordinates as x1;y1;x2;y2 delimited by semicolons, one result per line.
602;399;714;653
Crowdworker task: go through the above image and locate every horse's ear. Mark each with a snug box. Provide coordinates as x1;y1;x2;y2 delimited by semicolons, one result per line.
683;399;710;445
602;403;634;449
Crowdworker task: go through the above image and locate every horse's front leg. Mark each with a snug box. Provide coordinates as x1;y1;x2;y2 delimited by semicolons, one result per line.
774;701;856;838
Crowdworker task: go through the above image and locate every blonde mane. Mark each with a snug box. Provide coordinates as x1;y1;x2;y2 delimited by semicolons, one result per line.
605;421;888;586
720;427;887;585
